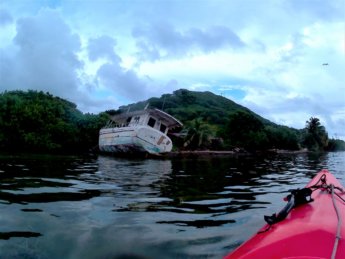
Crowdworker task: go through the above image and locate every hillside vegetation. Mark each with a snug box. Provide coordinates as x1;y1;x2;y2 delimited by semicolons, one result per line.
0;90;108;153
115;89;344;152
1;89;344;153
116;89;301;151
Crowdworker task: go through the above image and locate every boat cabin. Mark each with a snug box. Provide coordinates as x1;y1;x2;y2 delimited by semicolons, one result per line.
108;108;182;134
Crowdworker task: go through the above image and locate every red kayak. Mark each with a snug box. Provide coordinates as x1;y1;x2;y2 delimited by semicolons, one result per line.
225;169;345;259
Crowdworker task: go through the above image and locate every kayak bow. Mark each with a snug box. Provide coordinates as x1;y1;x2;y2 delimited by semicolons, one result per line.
225;169;345;259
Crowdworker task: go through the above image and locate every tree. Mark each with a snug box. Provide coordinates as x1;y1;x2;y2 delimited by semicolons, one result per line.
223;111;268;150
326;138;345;151
302;117;328;151
175;89;196;104
0;90;109;153
183;118;213;150
264;125;299;150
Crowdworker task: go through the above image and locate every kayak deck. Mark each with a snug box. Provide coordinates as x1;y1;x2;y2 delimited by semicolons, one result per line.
225;170;345;259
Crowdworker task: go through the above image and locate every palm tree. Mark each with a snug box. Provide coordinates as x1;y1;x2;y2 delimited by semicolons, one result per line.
183;118;213;150
303;117;328;151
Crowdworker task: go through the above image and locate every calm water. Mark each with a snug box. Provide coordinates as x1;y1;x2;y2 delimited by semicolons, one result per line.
0;152;344;258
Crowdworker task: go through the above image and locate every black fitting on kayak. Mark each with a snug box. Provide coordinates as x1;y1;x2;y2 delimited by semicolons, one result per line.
264;188;313;226
290;188;313;205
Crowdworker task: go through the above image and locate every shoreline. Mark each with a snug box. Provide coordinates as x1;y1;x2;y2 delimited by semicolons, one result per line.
164;150;238;158
162;148;309;158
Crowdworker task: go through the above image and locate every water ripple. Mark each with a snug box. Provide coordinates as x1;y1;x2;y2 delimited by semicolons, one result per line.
0;152;344;258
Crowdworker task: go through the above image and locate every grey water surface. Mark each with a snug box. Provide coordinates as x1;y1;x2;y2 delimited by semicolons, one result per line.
0;152;344;258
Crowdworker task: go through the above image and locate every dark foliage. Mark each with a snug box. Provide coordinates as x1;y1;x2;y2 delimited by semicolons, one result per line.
119;89;305;151
0;90;109;153
0;89;343;153
223;111;268;150
301;117;329;151
326;139;345;151
119;89;344;152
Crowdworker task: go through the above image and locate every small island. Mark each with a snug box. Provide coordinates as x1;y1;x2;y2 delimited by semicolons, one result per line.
0;89;344;155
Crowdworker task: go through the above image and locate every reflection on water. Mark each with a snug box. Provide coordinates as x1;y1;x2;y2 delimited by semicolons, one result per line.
0;152;344;258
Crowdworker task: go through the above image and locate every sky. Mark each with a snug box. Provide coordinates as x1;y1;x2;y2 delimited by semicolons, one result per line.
0;0;344;139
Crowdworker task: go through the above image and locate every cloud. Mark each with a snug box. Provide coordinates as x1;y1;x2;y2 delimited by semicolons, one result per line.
0;0;343;140
286;0;343;21
87;35;121;63
0;7;174;113
85;35;152;103
96;62;151;102
0;8;112;114
241;79;345;138
86;35;169;104
93;59;180;106
0;9;82;98
0;8;13;26
132;22;245;61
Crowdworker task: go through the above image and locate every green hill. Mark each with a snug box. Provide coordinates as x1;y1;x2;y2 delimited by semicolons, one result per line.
1;89;343;153
114;89;301;150
117;89;267;126
0;90;108;153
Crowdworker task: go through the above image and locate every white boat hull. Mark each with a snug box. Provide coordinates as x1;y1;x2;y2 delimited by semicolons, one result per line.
99;126;173;155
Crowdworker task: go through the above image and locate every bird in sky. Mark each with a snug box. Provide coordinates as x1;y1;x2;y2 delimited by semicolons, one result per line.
322;63;329;66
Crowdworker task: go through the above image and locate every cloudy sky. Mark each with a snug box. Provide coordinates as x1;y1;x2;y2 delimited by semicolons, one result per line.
0;0;344;139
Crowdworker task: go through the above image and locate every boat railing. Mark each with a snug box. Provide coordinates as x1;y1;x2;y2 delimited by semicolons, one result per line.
102;121;145;129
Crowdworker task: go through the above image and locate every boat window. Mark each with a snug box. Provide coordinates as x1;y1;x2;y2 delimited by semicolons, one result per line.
148;117;156;128
160;124;167;133
133;116;140;123
126;117;132;123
